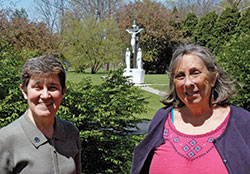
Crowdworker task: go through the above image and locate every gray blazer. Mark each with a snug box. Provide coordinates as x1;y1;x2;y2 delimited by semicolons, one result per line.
0;111;81;174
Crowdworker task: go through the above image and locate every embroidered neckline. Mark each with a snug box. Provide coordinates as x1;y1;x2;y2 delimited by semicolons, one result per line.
168;110;230;138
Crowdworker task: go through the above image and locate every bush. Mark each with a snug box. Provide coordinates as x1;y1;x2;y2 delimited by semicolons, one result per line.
217;33;250;111
58;69;148;173
0;44;27;127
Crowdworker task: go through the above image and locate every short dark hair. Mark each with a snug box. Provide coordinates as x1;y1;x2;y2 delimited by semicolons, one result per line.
21;55;66;93
162;43;235;107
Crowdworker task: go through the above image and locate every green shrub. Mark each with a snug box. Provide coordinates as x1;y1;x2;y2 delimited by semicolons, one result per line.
0;85;27;127
0;45;27;127
217;33;250;111
58;69;148;173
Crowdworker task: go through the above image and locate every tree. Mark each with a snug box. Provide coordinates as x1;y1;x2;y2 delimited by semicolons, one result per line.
116;0;182;73
70;0;123;19
237;6;250;33
12;8;28;19
216;0;250;12
208;5;240;53
181;12;198;40
217;33;250;111
165;0;221;18
60;15;124;73
34;0;68;33
193;11;218;47
0;9;59;58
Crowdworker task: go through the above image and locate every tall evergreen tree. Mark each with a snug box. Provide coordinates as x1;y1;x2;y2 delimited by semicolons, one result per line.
218;33;250;111
237;6;250;34
209;5;240;54
182;12;198;39
193;11;218;48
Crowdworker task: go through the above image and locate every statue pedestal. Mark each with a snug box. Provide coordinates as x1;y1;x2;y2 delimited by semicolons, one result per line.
123;68;145;84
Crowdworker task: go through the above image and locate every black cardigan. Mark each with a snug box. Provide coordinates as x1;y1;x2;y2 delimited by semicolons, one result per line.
131;105;250;174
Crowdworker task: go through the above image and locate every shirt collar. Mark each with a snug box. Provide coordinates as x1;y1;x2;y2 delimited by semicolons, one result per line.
20;111;66;148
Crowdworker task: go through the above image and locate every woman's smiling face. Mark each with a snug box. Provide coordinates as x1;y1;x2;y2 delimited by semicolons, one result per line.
21;73;65;119
174;54;216;108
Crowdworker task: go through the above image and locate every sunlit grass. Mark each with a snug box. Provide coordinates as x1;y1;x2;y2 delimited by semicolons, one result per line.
66;71;106;84
136;89;166;120
144;74;169;85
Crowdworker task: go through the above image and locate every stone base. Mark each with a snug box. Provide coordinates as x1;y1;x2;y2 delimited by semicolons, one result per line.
123;69;145;84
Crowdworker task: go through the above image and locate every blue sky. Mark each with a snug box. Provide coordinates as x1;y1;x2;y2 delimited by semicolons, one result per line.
2;0;166;20
2;0;36;11
2;0;37;18
2;0;166;10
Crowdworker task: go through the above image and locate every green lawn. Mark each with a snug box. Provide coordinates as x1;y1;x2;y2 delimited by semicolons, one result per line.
144;74;169;85
136;89;166;120
150;85;169;93
66;71;169;119
66;71;107;84
144;74;169;95
140;74;169;119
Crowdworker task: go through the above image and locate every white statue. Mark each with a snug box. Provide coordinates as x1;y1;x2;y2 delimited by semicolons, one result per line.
125;48;131;70
126;28;144;54
123;20;145;84
137;48;142;70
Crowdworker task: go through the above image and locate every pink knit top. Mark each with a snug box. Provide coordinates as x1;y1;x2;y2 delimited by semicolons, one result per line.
149;111;230;174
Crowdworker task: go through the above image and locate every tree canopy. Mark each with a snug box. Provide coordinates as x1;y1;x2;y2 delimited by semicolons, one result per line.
0;9;59;59
182;12;198;40
60;16;124;73
209;5;240;53
193;11;218;47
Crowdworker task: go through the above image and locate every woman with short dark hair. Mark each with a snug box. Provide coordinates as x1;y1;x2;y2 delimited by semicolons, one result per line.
0;55;81;174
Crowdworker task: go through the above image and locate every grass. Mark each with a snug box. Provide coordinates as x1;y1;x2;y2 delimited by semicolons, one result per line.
66;71;169;120
144;74;169;95
149;84;169;93
144;74;169;85
66;71;106;84
136;89;166;120
139;74;169;119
